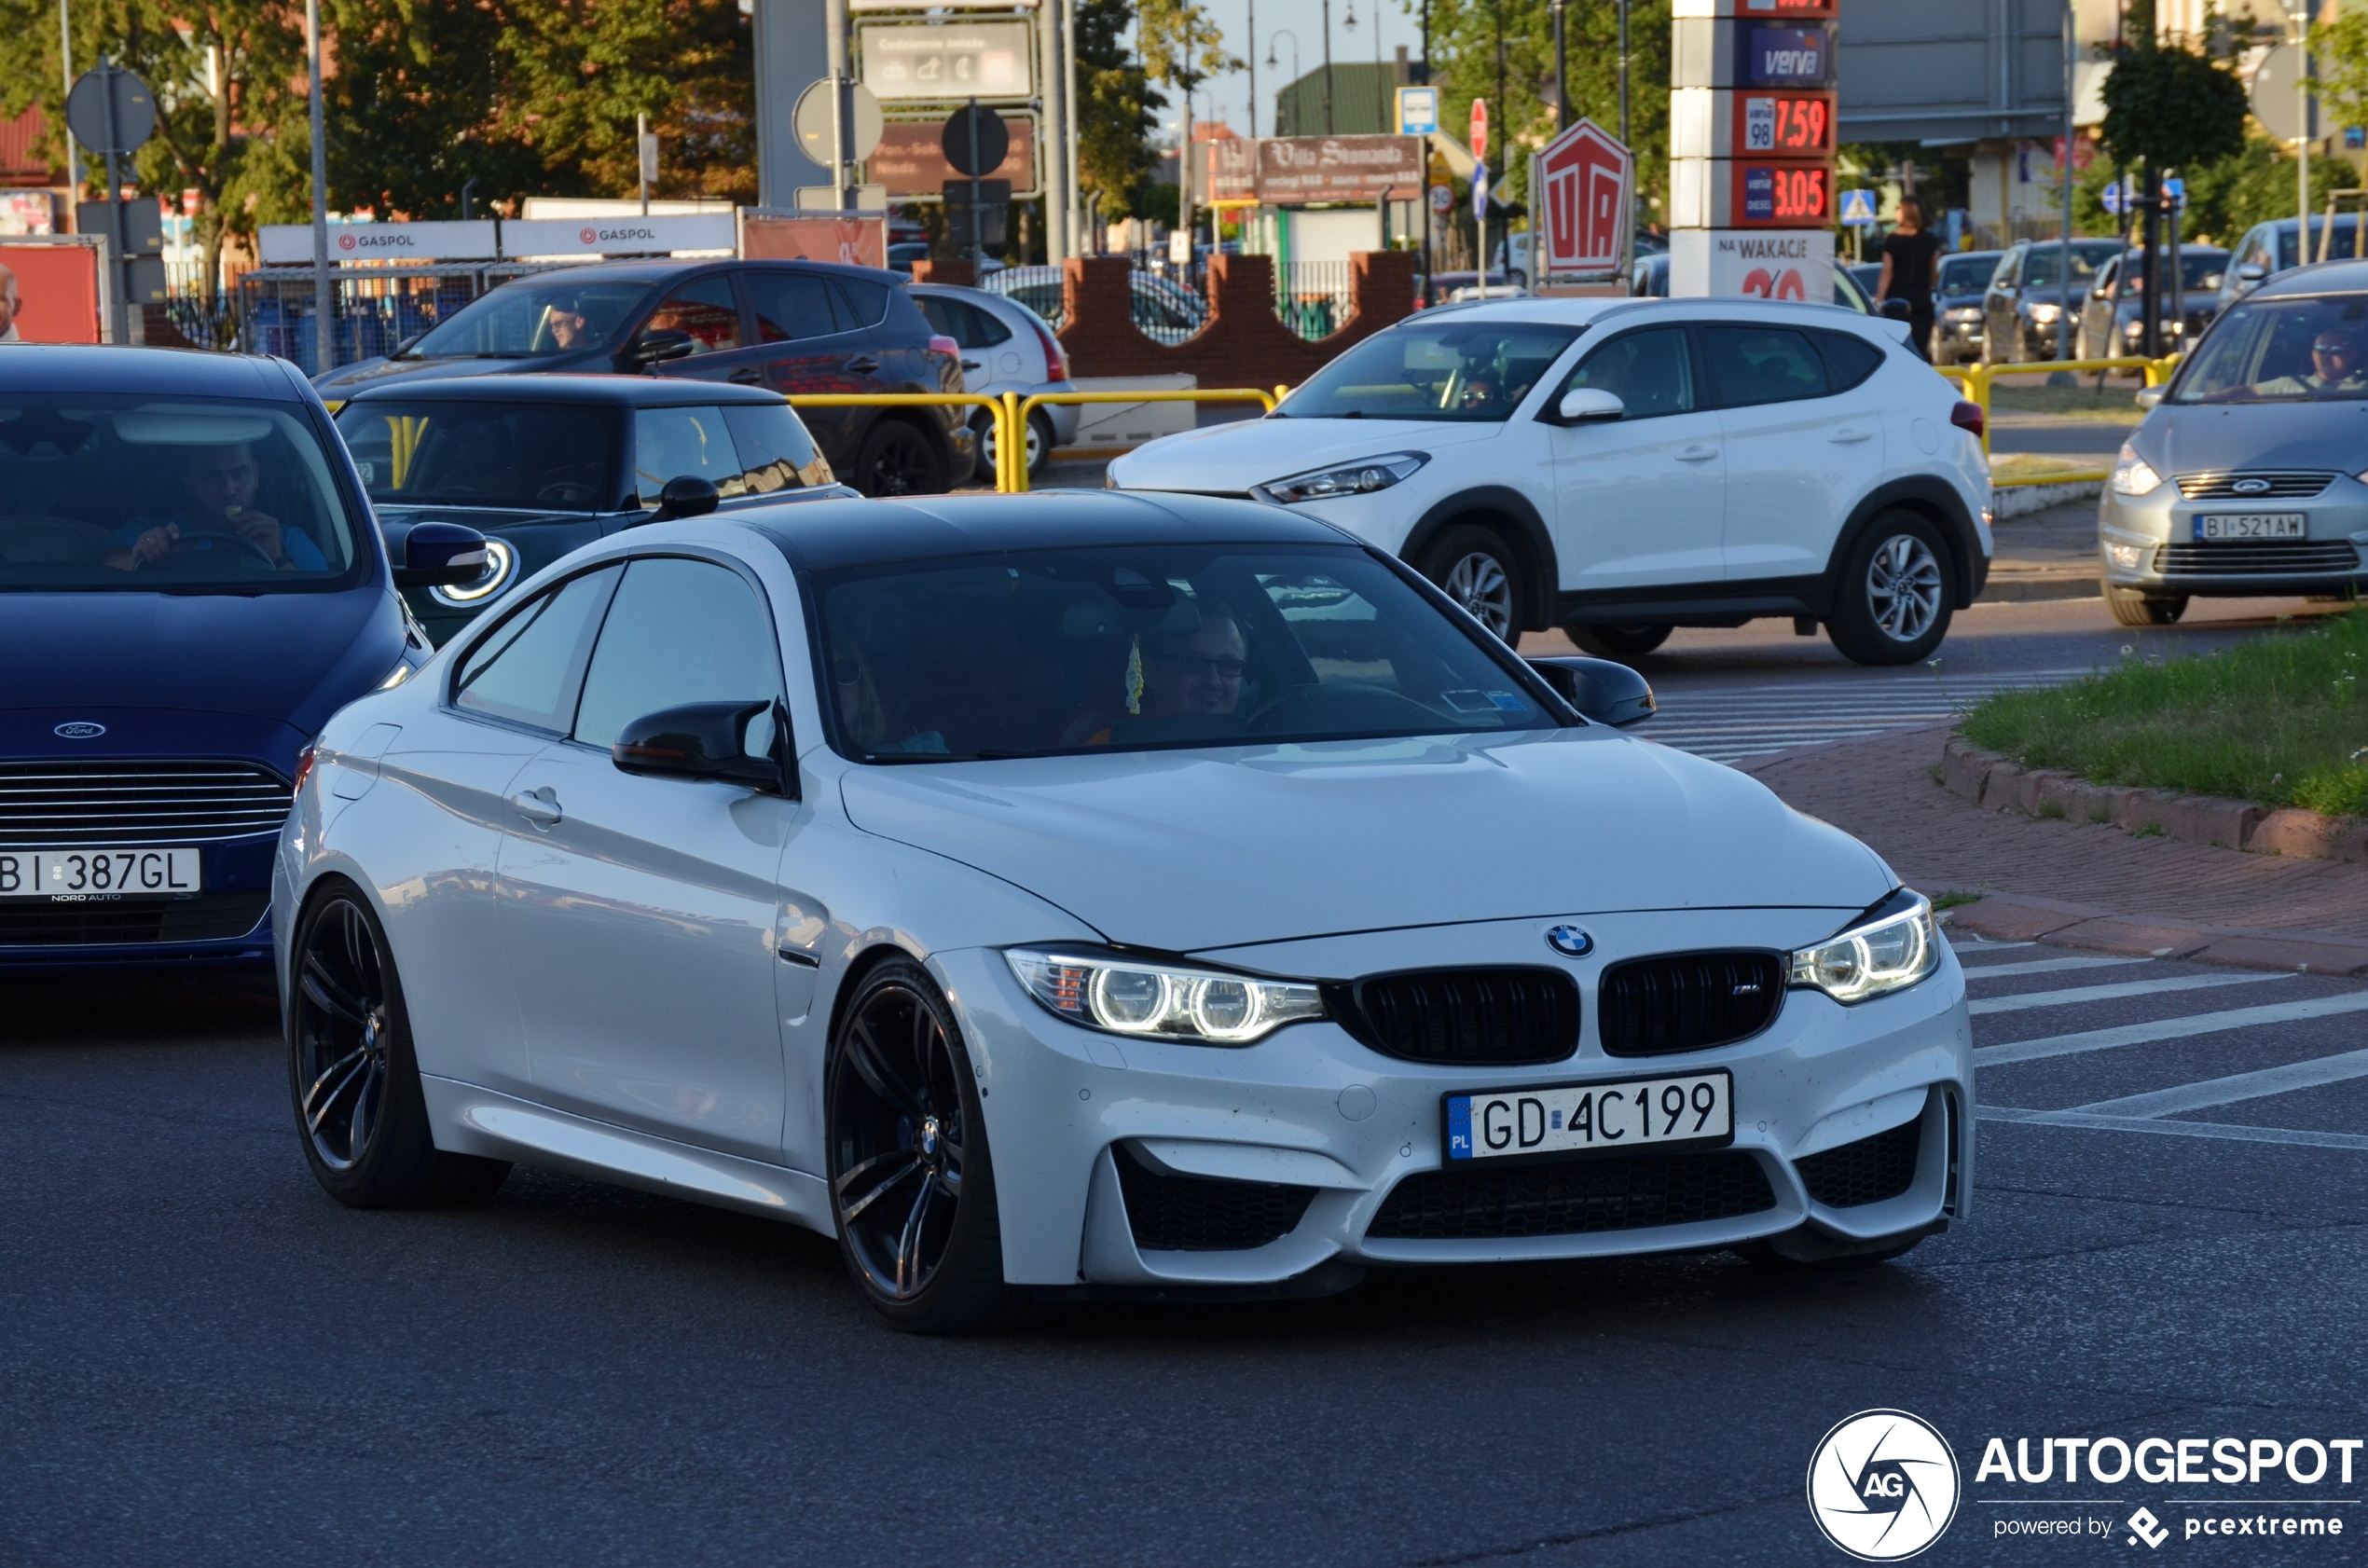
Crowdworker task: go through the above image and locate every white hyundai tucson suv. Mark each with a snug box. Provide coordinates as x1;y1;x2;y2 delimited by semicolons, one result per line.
1107;296;1992;665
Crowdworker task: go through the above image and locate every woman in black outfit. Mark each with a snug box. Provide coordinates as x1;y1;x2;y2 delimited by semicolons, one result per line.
1876;195;1943;363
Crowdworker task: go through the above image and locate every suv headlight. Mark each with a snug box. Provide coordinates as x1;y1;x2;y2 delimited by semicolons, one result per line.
2111;442;2162;496
427;537;517;607
1007;948;1326;1045
1789;890;1940;1005
2028;303;2060;324
1253;452;1427;505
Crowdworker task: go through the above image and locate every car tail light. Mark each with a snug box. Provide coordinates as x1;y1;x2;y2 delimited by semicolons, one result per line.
927;334;960;360
1026;314;1068;381
293;743;318;796
1949;400;1984;439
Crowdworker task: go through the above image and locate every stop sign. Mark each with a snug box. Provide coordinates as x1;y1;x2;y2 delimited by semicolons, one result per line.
1469;98;1488;161
1535;117;1631;278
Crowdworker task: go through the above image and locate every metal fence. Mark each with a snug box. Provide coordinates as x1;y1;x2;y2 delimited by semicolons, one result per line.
235;262;571;371
1274;261;1354;343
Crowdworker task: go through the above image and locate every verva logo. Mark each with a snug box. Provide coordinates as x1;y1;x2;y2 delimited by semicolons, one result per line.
337;233;356;251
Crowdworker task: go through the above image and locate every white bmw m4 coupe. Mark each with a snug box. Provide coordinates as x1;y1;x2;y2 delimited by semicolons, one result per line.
275;491;1972;1332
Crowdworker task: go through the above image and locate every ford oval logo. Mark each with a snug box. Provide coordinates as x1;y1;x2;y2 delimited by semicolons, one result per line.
2231;477;2271;494
53;722;106;739
1545;925;1594;958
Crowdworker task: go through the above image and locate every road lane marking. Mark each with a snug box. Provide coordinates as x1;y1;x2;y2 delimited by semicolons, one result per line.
1958;955;2153;981
1979;1105;2368;1153
1967;970;2289;1015
1973;991;2368;1066
2071;1048;2368;1120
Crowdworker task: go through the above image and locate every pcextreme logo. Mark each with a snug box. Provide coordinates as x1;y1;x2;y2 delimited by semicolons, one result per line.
1808;1410;1962;1561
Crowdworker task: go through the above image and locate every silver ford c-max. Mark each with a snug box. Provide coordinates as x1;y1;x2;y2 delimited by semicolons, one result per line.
2099;260;2368;626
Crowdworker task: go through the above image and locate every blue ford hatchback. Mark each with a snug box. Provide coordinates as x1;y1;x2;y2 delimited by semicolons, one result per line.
0;347;481;968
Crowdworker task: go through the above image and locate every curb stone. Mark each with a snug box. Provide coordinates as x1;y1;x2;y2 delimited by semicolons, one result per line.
1938;894;2368;974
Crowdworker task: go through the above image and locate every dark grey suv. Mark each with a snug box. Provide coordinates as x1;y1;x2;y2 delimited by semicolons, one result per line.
2099;260;2368;626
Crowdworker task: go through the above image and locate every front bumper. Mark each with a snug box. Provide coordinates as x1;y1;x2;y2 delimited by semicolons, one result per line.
0;833;277;970
2099;482;2368;598
938;909;1973;1289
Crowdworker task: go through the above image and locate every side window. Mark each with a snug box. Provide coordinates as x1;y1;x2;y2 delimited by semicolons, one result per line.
1810;330;1885;392
571;557;786;751
914;295;959;342
1702;325;1832;408
635;406;744;504
834;276;891;328
1559;327;1696;418
1992;253;2017;289
722;405;833;492
451;565;623;732
749;272;845;343
963;299;1013;346
643;277;741;353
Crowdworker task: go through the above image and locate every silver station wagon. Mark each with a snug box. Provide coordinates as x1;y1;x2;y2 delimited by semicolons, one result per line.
2100;261;2368;626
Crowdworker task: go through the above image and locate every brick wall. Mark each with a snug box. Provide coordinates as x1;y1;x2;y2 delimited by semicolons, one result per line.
1056;250;1416;388
910;258;975;287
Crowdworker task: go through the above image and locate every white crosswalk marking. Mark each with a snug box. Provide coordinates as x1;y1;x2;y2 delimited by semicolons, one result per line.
1647;668;2091;763
1959;955;2154;981
1965;970;2289;1015
2072;1048;2368;1119
1978;1106;2368;1153
1974;991;2368;1066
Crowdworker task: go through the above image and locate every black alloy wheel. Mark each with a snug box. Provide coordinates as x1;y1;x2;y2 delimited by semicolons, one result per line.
826;958;1017;1332
856;420;944;497
289;884;509;1207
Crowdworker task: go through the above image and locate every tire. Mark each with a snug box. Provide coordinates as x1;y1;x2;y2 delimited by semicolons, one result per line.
1825;510;1955;666
1415;523;1524;641
288;882;511;1208
973;408;1054;483
825;956;1022;1334
1565;622;1673;659
2107;586;2187;626
854;419;945;498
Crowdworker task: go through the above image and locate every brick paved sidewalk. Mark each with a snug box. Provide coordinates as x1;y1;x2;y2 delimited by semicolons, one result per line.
1731;724;2368;972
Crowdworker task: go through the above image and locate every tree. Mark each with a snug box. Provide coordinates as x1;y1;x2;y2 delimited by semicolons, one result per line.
2096;11;2248;176
1075;0;1161;219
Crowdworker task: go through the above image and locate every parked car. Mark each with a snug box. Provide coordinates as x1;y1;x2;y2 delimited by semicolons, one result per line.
336;376;853;645
1112;296;1990;666
2215;217;2366;315
310;259;972;497
1980;239;2126;363
276;489;1970;1331
1845;262;1883;301
2099;259;2368;626
2074;246;2229;362
1930;250;2003;365
910;282;1079;480
887;241;1008;279
0;346;485;969
986;264;1208;343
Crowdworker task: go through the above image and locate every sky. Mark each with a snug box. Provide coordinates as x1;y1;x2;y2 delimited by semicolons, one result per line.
1166;0;1420;144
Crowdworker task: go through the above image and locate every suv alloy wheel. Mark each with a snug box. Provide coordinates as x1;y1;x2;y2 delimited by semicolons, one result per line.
1418;524;1523;641
1827;510;1954;666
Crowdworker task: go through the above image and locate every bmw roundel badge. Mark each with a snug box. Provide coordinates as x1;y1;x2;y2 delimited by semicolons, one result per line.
1545;925;1594;958
53;722;106;739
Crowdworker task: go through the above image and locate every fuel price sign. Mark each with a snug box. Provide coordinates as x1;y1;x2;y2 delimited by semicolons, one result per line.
1740;91;1832;155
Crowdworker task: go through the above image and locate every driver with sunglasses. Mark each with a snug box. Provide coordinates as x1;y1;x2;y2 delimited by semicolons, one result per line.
2256;326;2368;398
106;442;325;571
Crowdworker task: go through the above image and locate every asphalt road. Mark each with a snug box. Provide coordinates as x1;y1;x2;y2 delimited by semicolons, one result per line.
7;937;2367;1566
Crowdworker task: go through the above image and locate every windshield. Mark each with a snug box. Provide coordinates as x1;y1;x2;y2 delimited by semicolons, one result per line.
1277;322;1581;421
815;543;1557;762
2174;293;2368;403
1938;255;1997;291
2279;223;2364;269
338;401;622;511
2111;253;2228;295
0;397;363;593
404;276;653;360
2020;242;2124;290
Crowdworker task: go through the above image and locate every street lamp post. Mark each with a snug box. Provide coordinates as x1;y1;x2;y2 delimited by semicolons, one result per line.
1321;0;1333;135
306;0;332;375
1551;0;1565;134
1247;0;1256;138
1266;31;1300;131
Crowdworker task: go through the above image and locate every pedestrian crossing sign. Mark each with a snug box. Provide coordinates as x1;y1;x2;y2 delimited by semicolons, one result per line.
1839;187;1878;227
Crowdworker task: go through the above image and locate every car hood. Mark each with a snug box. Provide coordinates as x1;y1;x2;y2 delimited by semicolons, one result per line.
313;351;608;395
837;728;1893;954
1108;417;1508;494
2135;399;2368;475
0;587;404;761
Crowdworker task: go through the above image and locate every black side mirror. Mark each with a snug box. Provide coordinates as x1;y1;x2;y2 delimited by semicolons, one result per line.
1879;297;1913;323
613;700;790;792
1526;655;1656;727
392;520;490;587
629;328;697;368
647;475;721;522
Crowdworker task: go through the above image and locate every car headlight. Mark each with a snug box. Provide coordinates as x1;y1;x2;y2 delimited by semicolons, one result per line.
1007;948;1326;1046
1253;452;1427;505
2029;303;2060;324
2106;542;2145;570
2111;443;2163;496
1948;307;1981;323
427;536;517;607
1788;890;1940;1005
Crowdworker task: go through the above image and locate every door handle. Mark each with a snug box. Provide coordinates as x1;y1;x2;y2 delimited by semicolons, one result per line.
961;358;983;370
1675;445;1718;462
844;355;880;374
1827;428;1872;444
728;367;764;384
511;787;561;828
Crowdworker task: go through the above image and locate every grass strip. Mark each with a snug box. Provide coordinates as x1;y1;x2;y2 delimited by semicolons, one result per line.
1959;610;2368;817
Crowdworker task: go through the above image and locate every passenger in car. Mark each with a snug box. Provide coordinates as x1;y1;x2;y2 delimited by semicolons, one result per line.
105;442;325;571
